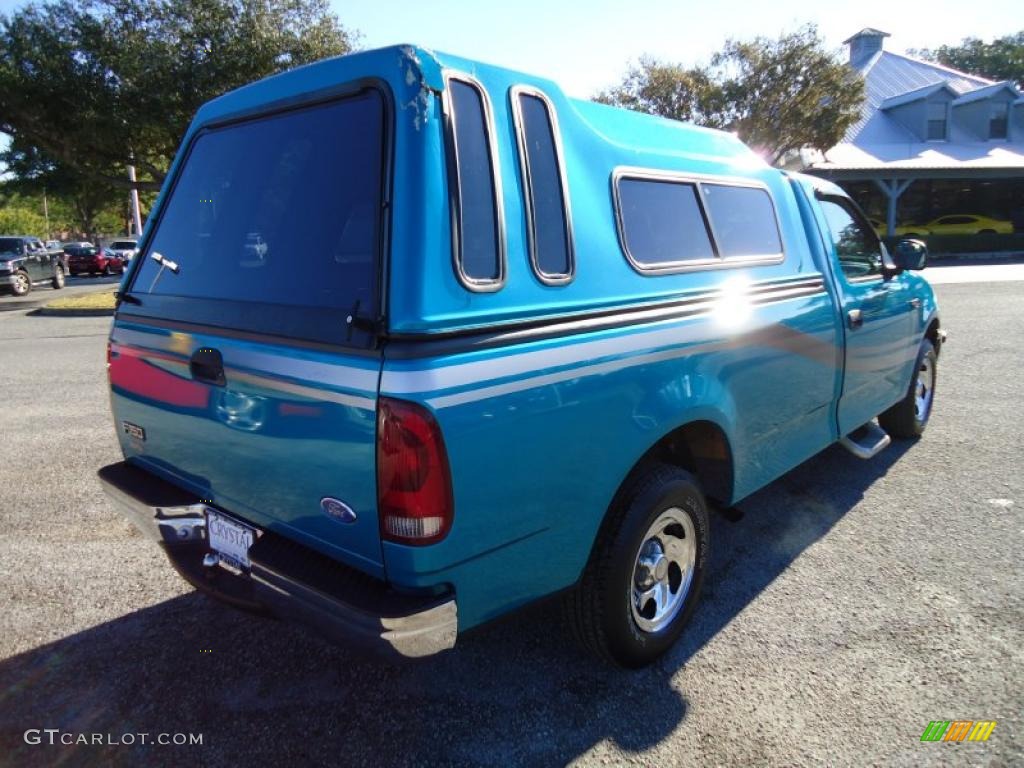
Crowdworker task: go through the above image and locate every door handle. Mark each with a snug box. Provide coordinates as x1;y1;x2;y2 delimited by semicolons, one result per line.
189;347;226;386
847;308;864;330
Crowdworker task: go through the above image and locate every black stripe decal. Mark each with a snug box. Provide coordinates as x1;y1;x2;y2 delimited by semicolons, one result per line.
385;277;827;359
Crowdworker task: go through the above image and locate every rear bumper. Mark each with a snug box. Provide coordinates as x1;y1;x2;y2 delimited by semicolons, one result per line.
97;461;457;658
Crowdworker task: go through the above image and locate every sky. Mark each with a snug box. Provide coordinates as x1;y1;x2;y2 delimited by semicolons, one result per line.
0;0;1021;160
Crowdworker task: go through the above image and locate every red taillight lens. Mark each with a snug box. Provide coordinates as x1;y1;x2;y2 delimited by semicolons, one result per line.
377;397;453;545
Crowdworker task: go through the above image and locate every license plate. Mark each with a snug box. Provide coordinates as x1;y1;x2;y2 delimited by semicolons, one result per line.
206;510;255;569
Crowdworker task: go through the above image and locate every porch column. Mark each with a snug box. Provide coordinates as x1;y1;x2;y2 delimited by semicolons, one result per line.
873;178;915;237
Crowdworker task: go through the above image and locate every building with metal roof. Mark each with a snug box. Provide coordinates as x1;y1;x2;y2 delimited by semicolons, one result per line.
805;29;1024;241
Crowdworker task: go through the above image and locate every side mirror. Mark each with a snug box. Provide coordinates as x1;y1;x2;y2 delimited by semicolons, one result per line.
893;238;928;271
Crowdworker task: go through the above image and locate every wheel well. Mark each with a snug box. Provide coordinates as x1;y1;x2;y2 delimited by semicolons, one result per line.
925;317;941;356
612;420;733;511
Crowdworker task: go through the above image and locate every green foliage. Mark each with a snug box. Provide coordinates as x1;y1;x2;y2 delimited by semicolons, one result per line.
0;199;47;235
2;137;122;236
598;25;865;165
912;32;1024;86
596;58;727;128
0;0;356;190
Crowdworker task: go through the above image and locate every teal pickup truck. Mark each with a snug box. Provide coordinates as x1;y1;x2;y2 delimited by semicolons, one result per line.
98;45;942;667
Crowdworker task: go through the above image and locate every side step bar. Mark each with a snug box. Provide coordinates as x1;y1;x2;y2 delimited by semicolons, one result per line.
839;422;891;460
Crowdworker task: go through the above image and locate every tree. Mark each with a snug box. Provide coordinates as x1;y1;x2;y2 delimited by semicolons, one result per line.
912;32;1024;86
596;58;728;128
598;25;865;165
0;0;356;191
1;138;121;237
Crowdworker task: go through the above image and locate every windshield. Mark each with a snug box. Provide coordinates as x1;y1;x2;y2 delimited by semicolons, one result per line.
130;89;385;316
0;238;23;254
111;241;137;249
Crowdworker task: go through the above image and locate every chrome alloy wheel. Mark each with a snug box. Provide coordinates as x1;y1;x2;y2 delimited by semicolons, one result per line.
914;355;935;422
630;508;697;633
13;272;29;295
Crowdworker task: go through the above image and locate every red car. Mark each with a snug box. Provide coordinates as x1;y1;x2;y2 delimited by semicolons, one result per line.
66;245;125;276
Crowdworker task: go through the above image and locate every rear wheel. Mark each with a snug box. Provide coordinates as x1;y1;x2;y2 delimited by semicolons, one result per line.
11;270;31;296
879;338;937;438
52;266;65;289
565;463;709;668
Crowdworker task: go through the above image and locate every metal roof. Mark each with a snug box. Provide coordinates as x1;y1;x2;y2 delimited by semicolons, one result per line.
842;51;992;143
811;142;1024;171
807;47;1024;173
842;28;890;44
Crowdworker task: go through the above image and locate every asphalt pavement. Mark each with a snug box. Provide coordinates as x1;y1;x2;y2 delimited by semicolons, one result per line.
0;276;1020;767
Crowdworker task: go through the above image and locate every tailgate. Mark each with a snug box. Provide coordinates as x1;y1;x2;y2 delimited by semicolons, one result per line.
106;86;391;577
109;320;384;575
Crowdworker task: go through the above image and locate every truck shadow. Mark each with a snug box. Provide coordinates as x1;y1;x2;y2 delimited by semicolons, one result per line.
0;441;912;767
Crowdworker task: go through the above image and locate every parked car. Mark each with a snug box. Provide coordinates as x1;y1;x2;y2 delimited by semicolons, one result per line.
106;239;139;262
61;240;94;249
868;218;930;238
66;245;125;276
98;46;943;667
920;214;1013;235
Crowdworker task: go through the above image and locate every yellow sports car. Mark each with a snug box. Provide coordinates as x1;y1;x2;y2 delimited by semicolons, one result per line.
920;214;1013;235
868;218;930;238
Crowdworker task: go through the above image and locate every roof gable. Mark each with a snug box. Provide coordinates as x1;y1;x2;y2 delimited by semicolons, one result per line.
952;81;1021;106
880;82;958;110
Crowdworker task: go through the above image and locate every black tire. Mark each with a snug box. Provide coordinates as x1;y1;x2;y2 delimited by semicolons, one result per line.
565;463;709;668
11;269;31;296
52;266;65;290
879;339;937;439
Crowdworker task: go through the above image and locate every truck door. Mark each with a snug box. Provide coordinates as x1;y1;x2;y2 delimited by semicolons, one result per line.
816;195;917;435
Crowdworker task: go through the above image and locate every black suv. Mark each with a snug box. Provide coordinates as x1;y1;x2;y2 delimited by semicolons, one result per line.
0;236;66;296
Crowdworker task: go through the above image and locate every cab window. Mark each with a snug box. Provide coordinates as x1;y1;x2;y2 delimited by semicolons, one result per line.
819;197;883;280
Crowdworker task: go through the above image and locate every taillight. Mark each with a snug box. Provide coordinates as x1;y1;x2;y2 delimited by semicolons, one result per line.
377;397;453;545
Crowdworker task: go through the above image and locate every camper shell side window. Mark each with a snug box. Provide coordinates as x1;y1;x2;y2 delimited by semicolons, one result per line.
510;85;575;285
443;72;506;292
613;169;785;275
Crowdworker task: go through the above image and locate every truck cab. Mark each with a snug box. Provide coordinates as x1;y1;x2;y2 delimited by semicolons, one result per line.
98;45;941;667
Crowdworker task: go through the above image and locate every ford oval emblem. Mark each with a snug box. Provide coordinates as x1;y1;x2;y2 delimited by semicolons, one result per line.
320;497;357;524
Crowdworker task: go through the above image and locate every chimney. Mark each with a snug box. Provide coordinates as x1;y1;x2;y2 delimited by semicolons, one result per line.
843;28;890;67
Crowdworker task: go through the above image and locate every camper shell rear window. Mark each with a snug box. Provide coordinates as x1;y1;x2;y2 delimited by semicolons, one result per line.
126;87;389;347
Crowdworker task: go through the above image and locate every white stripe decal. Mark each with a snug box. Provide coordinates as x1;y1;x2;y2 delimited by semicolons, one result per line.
425;341;709;409
383;313;717;395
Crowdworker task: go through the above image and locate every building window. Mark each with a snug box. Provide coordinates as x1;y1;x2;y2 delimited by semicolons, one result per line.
926;102;947;141
989;102;1009;140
